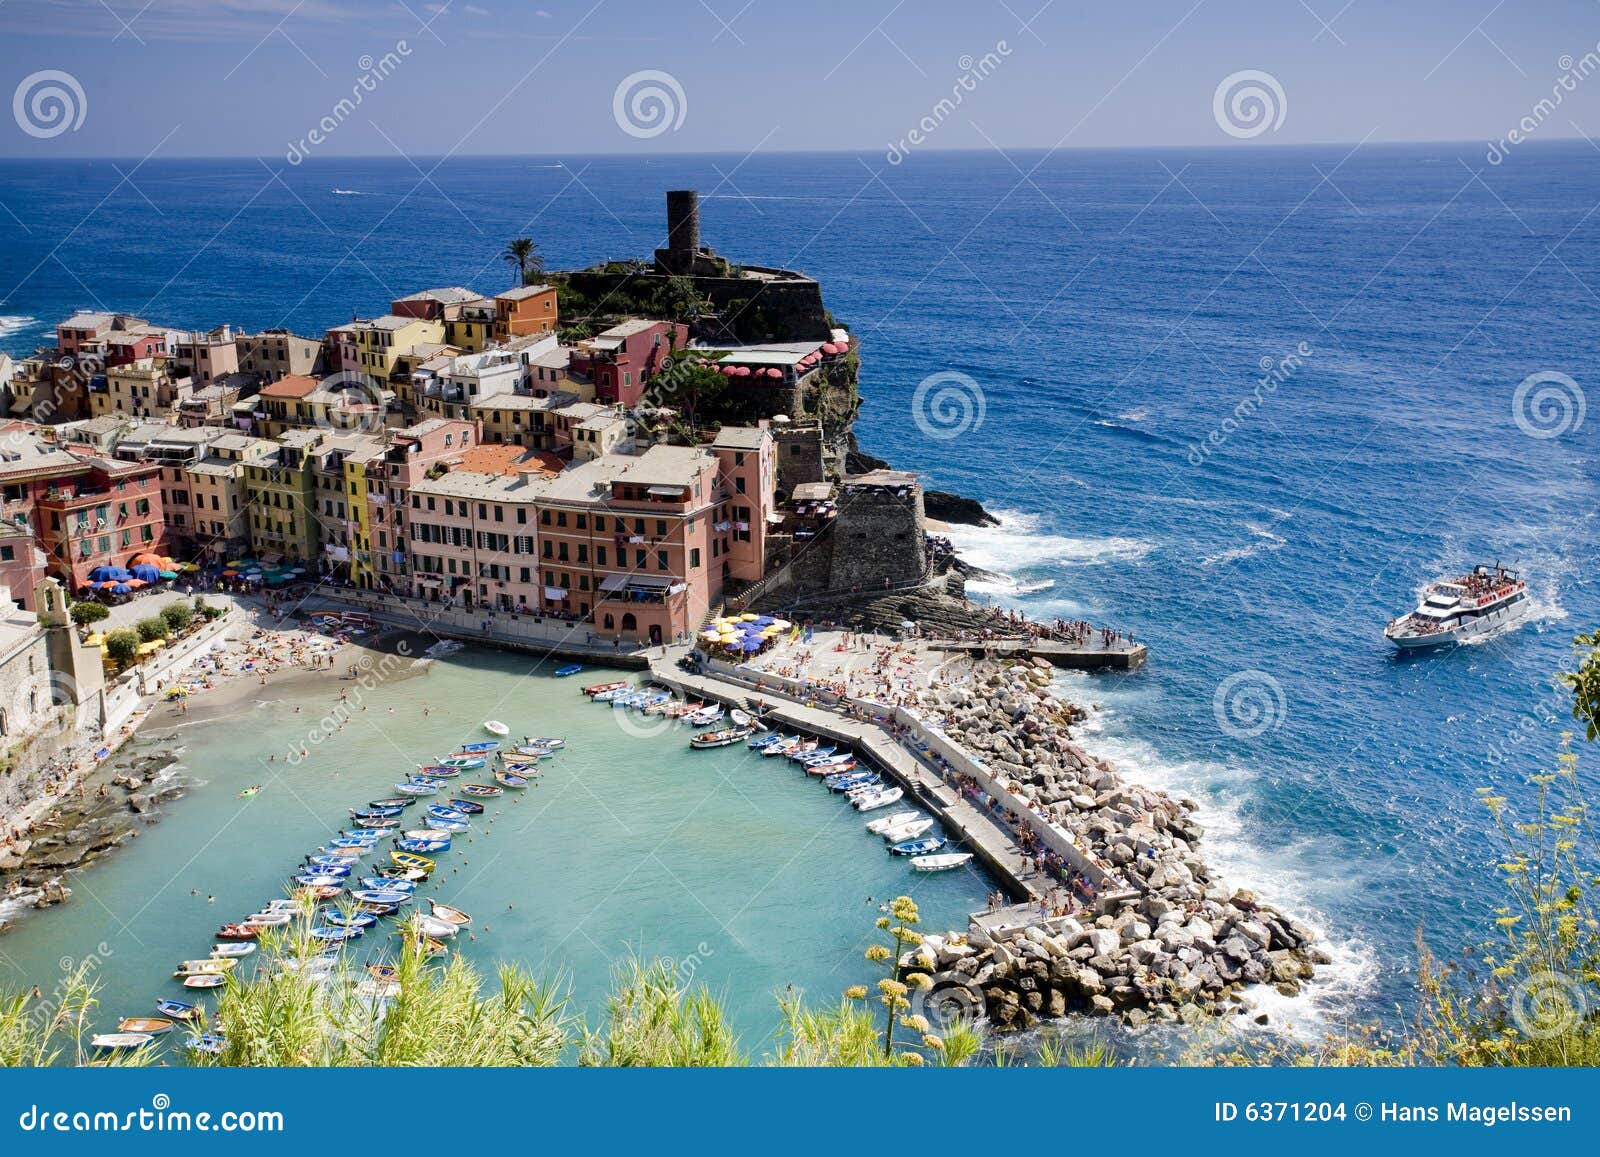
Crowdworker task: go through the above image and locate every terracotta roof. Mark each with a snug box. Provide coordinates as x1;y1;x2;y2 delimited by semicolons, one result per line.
258;374;320;400
457;443;563;478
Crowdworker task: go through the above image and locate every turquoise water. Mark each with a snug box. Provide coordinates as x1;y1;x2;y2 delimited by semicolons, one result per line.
0;643;988;1048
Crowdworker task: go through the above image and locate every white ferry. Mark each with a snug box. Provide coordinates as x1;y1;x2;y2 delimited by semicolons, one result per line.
1384;563;1530;650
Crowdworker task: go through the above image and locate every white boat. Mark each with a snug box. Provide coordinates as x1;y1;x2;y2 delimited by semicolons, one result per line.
686;706;724;726
210;943;257;958
1385;563;1531;650
879;818;935;843
851;787;905;812
761;737;799;757
866;810;921;835
911;852;974;872
90;1033;153;1050
413;914;459;939
483;720;510;736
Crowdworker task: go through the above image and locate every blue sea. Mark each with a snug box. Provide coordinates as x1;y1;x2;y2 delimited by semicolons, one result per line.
2;145;1597;1035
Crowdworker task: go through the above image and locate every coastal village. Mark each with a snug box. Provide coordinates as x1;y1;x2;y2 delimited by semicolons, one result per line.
0;192;1321;1035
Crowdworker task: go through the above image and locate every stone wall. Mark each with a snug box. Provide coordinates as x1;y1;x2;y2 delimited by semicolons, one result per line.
826;482;926;591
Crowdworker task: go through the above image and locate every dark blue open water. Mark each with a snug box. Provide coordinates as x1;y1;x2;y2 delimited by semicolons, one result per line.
3;145;1597;1032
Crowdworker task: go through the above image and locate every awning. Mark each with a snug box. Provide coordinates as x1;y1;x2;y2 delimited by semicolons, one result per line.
544;586;567;600
417;576;443;588
646;485;683;497
597;573;627;593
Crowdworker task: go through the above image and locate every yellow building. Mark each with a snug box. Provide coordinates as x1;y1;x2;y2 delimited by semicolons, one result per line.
341;440;386;588
328;315;445;380
185;434;278;558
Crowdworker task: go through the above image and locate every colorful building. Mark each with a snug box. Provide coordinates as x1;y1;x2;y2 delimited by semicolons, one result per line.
33;458;165;589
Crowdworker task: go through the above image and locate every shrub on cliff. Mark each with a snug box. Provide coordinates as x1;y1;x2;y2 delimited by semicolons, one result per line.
103;629;139;667
134;616;168;643
69;601;109;626
160;601;194;632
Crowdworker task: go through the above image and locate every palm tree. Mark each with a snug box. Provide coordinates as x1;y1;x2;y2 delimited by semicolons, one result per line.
502;237;543;287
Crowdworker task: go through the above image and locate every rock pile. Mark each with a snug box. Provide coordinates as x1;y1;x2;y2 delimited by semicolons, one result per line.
909;659;1328;1026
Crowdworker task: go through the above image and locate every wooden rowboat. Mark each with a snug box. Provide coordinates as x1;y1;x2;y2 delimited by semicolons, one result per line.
117;1017;173;1035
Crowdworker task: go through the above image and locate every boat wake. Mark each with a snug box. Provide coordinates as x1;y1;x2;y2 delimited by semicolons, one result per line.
331;188;375;196
422;639;465;659
1199;523;1287;568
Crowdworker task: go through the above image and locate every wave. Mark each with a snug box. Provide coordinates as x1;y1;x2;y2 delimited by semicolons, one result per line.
944;510;1154;578
1199;523;1288;568
331;188;375;196
0;314;40;342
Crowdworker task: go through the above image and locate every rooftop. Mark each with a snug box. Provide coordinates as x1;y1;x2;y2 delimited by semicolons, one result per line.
615;444;709;490
497;283;554;302
395;287;479;305
258;374;321;400
710;425;769;451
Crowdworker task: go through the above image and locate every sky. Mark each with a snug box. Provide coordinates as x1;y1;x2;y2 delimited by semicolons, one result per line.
3;0;1600;158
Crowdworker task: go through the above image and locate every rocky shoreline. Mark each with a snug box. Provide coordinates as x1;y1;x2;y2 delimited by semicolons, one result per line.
906;659;1327;1029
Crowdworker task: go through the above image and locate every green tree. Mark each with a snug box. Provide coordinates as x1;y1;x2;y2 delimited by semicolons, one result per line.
104;629;139;666
70;601;109;626
135;616;169;643
502;237;543;287
160;601;194;632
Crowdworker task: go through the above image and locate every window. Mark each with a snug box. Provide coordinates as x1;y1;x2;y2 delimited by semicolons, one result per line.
689;547;700;568
657;550;668;571
655;519;667;537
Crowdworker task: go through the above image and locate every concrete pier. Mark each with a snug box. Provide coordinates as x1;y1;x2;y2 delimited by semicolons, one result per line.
925;637;1147;670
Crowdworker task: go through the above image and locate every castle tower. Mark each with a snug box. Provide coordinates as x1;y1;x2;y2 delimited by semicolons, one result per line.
666;190;700;256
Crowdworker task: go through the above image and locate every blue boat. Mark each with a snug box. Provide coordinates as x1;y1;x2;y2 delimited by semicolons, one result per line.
324;911;378;929
328;837;377;850
353;817;400;830
436;756;485;770
351;889;412;906
310;925;362;941
394;782;439;796
826;772;878;792
890;836;946;857
155;998;199;1022
748;733;785;749
359;877;416;892
294;873;345;887
426;804;468;822
415;765;460;778
368;797;416;809
790;745;836;763
395;837;449;853
352;806;403;819
184;1033;226;1056
555;664;583;677
302;860;352;876
458;741;500;753
447;798;485;815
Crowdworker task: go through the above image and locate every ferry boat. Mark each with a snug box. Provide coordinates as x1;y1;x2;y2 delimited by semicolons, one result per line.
1385;563;1530;650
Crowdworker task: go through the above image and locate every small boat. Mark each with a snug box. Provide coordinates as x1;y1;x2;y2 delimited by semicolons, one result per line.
390;851;435;872
910;852;974;872
866;810;922;835
499;753;542;768
367;964;399;982
175;958;238;976
555;664;584;677
215;924;261;940
368;797;416;809
852;787;905;812
830;776;881;796
428;900;472;927
91;1033;153;1050
263;898;304;911
790;744;834;763
311;925;363;941
459;741;501;753
238;785;262;798
328;837;377;850
730;708;764;728
117;1017;173;1035
805;751;854;769
395;837;449;854
523;736;565;750
427;804;468;822
339;828;384;840
483;720;510;737
761;737;800;757
312;846;363;861
210;942;257;958
592;686;634;702
183;974;227;989
360;876;416;892
354;888;415;906
583;679;627;696
809;759;859;778
375;865;429;882
686;706;724;726
243;911;293;926
780;740;817;760
351;806;404;819
354;817;400;830
418;937;449;959
436;756;485;770
424;817;468;834
415;765;460;778
301;860;352;876
293;873;345;888
890;836;947;857
458;783;502;798
879;818;935;844
324;911;378;929
494;771;528;789
665;700;704;718
394;781;439;796
506;745;548;759
155;998;200;1022
748;732;785;749
413;914;458;939
447;798;485;815
690;726;753;749
306;884;343;901
184;1033;226;1056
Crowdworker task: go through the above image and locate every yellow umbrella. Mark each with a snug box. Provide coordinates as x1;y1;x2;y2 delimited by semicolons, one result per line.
84;632;105;646
739;613;758;622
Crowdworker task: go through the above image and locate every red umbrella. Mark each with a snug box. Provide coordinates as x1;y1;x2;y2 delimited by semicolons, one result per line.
721;365;738;376
766;367;783;378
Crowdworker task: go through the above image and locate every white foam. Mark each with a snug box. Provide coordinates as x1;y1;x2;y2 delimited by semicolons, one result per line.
0;315;40;341
944;510;1153;577
1200;523;1287;568
331;188;374;196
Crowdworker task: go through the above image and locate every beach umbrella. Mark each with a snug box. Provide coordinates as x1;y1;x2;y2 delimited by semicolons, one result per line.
130;552;163;567
754;615;775;626
766;367;783;378
221;569;238;578
739;613;758;622
771;619;792;630
131;564;161;582
111;583;132;594
88;565;116;582
737;637;764;652
158;570;178;580
124;579;146;589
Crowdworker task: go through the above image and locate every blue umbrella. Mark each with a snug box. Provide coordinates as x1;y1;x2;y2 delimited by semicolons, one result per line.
88;565;116;582
130;564;161;582
737;637;764;652
106;567;132;582
111;583;132;594
753;615;776;626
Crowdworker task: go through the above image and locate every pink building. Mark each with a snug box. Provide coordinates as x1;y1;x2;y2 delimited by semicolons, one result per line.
366;418;480;592
568;319;686;408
